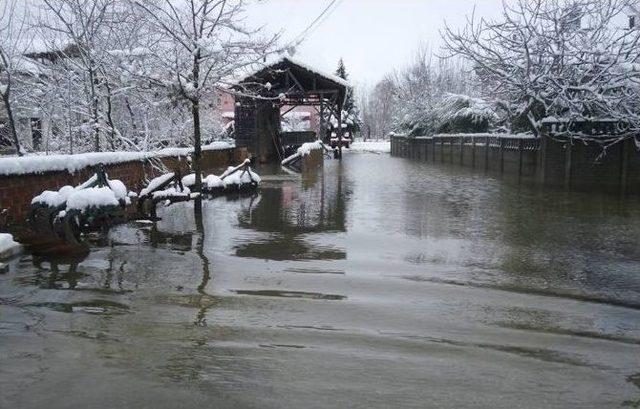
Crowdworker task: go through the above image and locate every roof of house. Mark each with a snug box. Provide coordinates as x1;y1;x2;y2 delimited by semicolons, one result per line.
235;56;349;106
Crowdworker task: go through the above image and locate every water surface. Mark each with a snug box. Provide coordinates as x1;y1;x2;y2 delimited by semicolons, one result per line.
1;153;640;408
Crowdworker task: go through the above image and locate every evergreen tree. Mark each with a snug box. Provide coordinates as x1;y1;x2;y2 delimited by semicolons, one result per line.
334;58;360;131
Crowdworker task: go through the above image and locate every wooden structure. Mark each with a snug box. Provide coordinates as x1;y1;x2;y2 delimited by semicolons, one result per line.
233;57;349;162
390;128;640;194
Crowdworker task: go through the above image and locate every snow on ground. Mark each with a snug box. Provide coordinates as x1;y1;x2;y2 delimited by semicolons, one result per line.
346;140;391;154
0;141;234;176
0;233;22;259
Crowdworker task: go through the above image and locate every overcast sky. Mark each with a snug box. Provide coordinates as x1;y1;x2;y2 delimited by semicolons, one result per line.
247;0;504;86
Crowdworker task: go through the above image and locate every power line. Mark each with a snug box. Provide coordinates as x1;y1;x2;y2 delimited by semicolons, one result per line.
290;0;342;48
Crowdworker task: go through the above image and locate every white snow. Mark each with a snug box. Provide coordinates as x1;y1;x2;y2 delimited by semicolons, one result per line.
31;185;75;207
181;173;197;187
181;173;224;189
220;159;261;187
140;173;175;197
346;140;391;154
431;133;536;139
107;179;128;200
0;141;234;176
152;185;191;199
0;233;21;259
222;167;261;187
220;159;251;179
204;174;224;189
238;56;350;88
66;187;120;212
281;140;324;165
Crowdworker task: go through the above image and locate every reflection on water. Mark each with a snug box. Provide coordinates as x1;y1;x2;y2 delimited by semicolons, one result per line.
1;155;640;409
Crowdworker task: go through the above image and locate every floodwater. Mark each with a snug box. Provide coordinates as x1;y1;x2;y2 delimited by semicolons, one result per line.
2;153;640;409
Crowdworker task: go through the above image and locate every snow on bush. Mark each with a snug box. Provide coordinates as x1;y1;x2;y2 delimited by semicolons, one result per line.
32;185;76;207
222;167;261;188
32;173;131;213
204;174;224;189
0;233;21;258
66;186;121;212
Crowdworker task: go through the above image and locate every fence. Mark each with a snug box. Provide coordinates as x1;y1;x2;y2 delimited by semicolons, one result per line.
390;133;639;194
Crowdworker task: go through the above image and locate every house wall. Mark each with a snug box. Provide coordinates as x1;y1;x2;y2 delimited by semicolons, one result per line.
217;89;319;132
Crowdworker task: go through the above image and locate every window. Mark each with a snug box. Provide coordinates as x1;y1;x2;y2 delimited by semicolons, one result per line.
630;15;636;29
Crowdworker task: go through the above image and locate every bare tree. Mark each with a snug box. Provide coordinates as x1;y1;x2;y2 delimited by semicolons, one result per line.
0;0;30;155
133;0;278;192
443;0;640;144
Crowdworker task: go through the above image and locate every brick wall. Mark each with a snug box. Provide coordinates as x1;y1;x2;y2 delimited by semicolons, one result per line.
0;147;247;225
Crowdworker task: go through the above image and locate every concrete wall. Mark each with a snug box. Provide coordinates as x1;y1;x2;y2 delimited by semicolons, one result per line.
0;147;248;225
391;134;639;194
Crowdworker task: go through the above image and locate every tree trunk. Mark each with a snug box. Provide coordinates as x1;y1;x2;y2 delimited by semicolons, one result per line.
104;80;116;150
192;100;202;192
89;69;100;152
192;52;202;192
2;89;23;156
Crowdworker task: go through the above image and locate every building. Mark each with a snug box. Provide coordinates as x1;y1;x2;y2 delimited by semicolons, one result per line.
630;4;640;29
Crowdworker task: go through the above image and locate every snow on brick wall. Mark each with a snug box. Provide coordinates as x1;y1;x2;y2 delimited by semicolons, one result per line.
0;147;247;224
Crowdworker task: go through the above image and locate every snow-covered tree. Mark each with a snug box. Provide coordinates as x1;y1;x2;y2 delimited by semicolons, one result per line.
333;58;361;133
0;0;30;155
39;0;125;152
361;44;479;138
132;0;278;191
443;0;640;144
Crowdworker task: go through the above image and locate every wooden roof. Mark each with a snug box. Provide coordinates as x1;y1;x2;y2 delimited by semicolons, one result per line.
235;57;349;108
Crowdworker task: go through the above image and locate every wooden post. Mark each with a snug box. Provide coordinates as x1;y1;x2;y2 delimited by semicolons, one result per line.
471;136;476;168
450;138;454;164
538;134;547;185
432;137;436;162
459;136;464;165
518;138;524;177
620;137;628;195
500;137;505;173
337;110;343;159
319;99;324;144
485;136;490;171
564;140;572;190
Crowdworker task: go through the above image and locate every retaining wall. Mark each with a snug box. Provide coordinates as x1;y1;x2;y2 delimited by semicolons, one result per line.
0;147;248;225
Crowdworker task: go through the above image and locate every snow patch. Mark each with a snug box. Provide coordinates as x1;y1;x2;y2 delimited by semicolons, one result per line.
66;187;120;213
0;141;234;176
281;140;324;165
0;233;21;259
346;140;391;154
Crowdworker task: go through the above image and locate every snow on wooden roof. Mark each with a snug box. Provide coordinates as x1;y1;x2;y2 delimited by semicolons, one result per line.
238;56;350;89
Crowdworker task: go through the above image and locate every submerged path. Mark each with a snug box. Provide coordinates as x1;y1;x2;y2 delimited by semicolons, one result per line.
1;153;640;408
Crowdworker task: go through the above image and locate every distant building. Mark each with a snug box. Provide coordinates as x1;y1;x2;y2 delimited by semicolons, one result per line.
0;52;50;153
629;4;640;29
216;88;320;134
